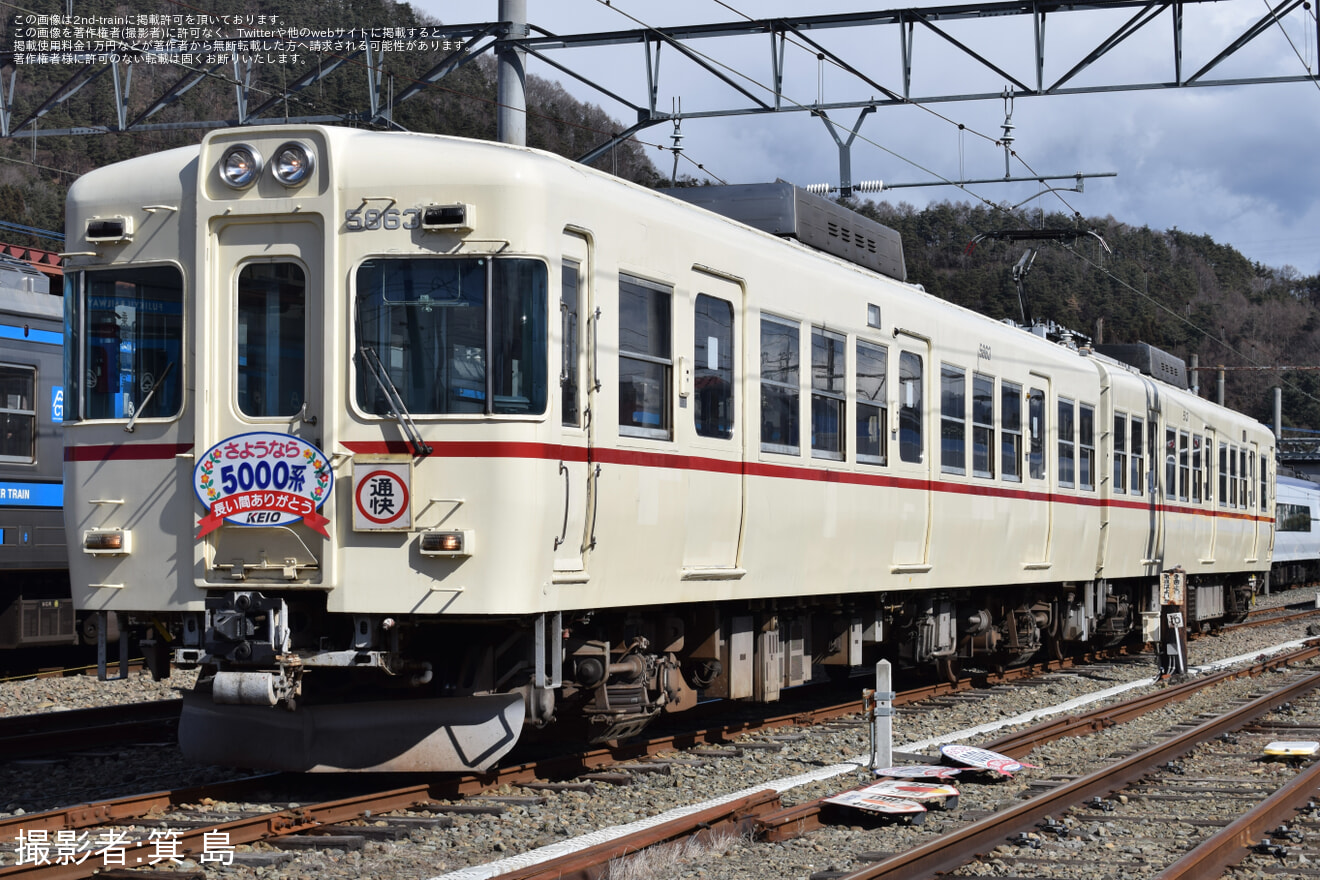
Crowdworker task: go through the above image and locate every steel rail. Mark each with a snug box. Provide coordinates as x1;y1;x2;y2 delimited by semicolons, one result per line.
834;668;1320;880
985;642;1320;758
0;700;181;760
1152;757;1320;879
481;790;783;880
0;784;439;880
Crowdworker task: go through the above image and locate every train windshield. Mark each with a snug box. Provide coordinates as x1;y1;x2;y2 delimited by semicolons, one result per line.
354;257;547;416
65;266;184;422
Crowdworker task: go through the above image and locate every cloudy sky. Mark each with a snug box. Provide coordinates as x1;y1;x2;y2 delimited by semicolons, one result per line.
414;1;1320;276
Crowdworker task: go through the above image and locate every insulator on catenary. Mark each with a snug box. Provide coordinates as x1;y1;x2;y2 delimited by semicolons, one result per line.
804;182;833;194
854;179;884;193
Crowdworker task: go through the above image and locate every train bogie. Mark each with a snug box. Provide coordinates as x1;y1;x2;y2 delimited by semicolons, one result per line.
62;127;1276;771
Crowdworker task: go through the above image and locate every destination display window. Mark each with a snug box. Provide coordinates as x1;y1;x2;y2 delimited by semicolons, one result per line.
354;257;548;417
940;364;966;475
761;316;800;454
694;294;734;440
237;262;305;418
855;340;887;465
68;265;184;422
0;365;34;462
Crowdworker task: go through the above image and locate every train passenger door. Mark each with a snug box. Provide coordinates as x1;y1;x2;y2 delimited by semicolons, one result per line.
1023;375;1053;568
202;219;325;583
554;231;593;576
890;334;931;572
1248;441;1262;563
680;272;743;574
1142;383;1165;571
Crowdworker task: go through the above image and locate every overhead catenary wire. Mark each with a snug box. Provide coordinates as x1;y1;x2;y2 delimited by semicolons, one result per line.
0;0;731;183
599;0;1320;408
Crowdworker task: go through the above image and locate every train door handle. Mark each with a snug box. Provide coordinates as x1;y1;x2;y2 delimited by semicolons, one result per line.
587;464;601;550
554;462;569;550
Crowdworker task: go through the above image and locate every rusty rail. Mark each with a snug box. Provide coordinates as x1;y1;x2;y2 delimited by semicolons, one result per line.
835;668;1320;880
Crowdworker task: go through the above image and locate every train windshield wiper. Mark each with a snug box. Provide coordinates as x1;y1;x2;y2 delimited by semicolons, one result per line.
124;360;174;433
356;343;432;456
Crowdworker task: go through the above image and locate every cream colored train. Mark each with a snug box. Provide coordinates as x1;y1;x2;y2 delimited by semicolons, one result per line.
62;126;1275;772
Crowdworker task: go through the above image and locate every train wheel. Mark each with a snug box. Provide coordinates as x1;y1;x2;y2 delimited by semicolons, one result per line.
1046;634;1064;662
936;656;959;684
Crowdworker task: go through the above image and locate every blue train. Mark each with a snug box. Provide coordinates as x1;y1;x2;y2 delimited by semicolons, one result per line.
0;254;75;650
1273;474;1320;591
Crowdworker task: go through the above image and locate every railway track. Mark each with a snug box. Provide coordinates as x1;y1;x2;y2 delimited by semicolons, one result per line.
4;641;1318;880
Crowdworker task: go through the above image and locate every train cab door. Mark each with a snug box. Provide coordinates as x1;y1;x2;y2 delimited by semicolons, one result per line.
553;232;592;577
890;335;932;572
201;219;325;584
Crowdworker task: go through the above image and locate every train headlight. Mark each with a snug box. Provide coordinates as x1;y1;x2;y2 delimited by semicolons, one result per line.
419;529;474;557
219;144;263;189
83;528;131;556
271;141;314;187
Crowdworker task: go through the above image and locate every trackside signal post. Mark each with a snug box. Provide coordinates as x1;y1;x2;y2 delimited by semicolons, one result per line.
1159;567;1188;677
866;660;894;770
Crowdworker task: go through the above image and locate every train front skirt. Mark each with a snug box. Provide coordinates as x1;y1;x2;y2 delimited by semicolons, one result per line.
178;692;525;772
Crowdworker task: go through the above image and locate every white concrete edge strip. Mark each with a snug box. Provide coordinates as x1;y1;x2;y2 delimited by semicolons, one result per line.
432;638;1312;880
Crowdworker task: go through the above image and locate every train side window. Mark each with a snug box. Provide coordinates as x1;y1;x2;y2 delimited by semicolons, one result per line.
74;265;184;421
1239;448;1249;509
694;294;734;440
1219;442;1229;508
618;275;672;439
0;365;35;462
1113;412;1127;493
898;352;923;464
561;261;581;427
972;373;994;478
1191;435;1203;503
939;364;966;475
1229;445;1238;507
1164;428;1177;499
1279;502;1311;531
1177;430;1190;502
855;340;887;466
238;262;306;418
1057;397;1075;489
811;327;845;460
355;258;547;417
1261;455;1269;509
1078;404;1095;491
1027;387;1045;480
1130;417;1144;495
1001;381;1022;482
760;316;800;454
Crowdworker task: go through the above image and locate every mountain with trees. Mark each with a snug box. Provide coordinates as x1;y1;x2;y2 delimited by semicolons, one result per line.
1;0;1316;431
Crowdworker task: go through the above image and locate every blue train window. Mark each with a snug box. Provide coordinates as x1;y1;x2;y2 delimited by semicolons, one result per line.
70;266;183;422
